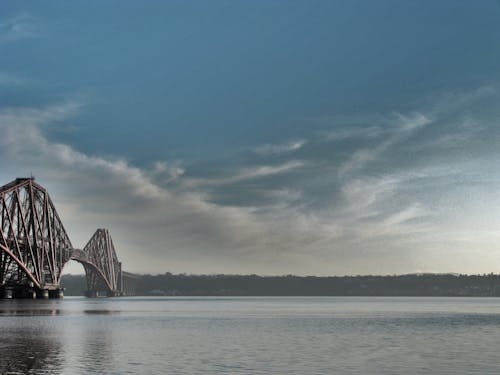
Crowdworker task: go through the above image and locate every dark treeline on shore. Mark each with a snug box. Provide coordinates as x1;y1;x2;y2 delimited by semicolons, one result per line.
61;273;500;297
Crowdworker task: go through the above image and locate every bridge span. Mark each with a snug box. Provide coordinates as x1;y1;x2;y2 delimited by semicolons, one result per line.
0;177;131;298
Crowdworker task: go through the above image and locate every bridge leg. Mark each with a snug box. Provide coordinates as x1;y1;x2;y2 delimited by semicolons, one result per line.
36;289;49;299
49;289;64;299
0;286;14;299
85;290;98;298
106;290;122;297
12;286;36;299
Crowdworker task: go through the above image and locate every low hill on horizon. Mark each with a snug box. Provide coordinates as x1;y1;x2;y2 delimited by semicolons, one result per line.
61;272;500;297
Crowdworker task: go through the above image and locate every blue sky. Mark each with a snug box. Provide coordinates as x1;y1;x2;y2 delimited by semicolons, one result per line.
1;1;500;275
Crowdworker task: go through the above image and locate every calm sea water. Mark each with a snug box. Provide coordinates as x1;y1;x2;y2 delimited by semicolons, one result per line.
1;296;500;374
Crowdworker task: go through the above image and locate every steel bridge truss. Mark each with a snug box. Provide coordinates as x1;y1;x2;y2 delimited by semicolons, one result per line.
72;229;123;297
0;178;124;298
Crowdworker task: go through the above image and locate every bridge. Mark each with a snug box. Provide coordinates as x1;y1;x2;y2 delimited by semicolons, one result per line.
0;177;131;298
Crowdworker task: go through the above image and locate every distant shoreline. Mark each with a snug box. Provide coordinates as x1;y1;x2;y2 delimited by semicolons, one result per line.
61;273;500;297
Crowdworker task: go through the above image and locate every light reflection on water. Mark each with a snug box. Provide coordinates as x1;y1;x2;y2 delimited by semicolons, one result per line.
1;297;500;374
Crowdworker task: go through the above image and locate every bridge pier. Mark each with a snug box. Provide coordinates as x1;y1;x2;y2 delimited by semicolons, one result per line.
1;286;14;299
83;290;123;298
36;289;63;299
36;289;49;299
49;289;64;299
106;290;123;297
4;286;37;299
0;286;66;299
85;290;98;298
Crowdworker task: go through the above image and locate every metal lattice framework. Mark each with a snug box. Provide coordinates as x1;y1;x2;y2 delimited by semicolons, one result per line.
72;229;122;294
0;178;73;289
0;178;124;296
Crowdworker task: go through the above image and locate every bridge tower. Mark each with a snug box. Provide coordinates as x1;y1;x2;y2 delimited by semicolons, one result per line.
0;178;72;298
74;228;123;297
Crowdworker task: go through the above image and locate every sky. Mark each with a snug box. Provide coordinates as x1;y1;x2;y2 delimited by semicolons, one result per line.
1;1;500;276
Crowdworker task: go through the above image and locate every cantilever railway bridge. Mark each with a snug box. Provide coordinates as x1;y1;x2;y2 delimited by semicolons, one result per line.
0;177;133;298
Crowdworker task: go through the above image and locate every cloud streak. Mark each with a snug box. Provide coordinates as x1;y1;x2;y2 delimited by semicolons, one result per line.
0;72;28;86
253;139;307;156
0;14;38;43
338;112;432;176
188;160;307;187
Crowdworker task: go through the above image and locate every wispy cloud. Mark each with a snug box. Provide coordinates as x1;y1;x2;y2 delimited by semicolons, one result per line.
323;126;384;142
338;112;431;176
209;161;306;185
429;85;497;117
253;139;307;156
183;161;307;190
152;161;185;184
0;72;28;86
383;203;428;227
414;117;482;151
0;14;38;43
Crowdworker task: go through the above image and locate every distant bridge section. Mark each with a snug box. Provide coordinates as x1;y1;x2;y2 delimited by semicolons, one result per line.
70;229;123;297
0;177;129;298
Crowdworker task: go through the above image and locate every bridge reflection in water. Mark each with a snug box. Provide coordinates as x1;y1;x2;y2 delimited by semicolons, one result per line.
0;323;63;374
0;178;132;298
0;299;122;374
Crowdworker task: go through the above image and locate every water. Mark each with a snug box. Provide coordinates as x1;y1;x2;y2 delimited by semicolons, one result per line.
1;297;500;374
